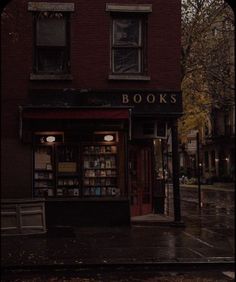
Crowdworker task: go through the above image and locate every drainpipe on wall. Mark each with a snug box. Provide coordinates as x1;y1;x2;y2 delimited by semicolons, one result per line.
171;120;182;223
19;106;23;141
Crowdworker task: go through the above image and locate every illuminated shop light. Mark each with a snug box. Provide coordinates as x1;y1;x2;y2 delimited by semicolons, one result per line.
46;136;56;143
104;135;114;142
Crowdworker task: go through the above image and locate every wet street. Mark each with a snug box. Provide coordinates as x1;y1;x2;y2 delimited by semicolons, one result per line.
2;183;235;281
167;184;235;256
167;184;234;223
1;269;235;281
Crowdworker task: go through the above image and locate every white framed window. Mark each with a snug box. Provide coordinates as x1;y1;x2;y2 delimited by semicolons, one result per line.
111;16;146;74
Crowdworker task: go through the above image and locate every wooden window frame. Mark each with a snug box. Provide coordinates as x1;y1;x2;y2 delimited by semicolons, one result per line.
110;14;147;76
33;11;70;75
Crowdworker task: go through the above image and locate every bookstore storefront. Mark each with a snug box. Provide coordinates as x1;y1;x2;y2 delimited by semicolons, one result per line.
20;91;182;226
21;107;131;226
22;108;130;199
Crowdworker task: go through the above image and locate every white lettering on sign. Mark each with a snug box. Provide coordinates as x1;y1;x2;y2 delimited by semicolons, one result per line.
147;94;155;103
133;94;142;104
122;94;129;104
170;94;177;103
121;93;178;105
159;94;167;104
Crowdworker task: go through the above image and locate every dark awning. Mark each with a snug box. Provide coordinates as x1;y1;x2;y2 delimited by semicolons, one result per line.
22;108;130;120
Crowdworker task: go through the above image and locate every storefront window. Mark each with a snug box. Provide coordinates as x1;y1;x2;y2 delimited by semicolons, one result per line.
33;132;121;198
153;139;164;179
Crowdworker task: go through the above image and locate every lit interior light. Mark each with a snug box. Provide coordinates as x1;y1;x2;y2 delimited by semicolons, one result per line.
225;158;229;161
46;136;56;143
104;135;114;142
215;158;219;162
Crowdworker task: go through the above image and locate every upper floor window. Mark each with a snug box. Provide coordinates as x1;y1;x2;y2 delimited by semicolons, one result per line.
34;12;69;74
28;2;74;79
106;3;152;80
112;16;145;74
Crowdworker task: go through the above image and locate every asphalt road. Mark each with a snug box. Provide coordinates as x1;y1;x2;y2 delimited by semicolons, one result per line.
166;184;235;253
166;184;234;221
1;269;235;281
2;183;234;281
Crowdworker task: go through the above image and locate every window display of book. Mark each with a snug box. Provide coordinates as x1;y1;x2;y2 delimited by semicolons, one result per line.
82;145;119;197
34;146;55;197
56;145;80;197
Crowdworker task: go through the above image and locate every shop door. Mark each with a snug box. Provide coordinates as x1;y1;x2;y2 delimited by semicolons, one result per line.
129;145;152;216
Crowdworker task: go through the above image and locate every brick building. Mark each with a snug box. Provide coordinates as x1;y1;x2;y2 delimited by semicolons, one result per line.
1;0;182;227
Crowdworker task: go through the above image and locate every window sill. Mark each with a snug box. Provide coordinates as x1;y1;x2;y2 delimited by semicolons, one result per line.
108;74;150;81
30;73;73;81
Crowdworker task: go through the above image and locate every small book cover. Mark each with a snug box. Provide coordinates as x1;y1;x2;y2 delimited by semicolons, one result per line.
48;189;54;196
57;189;63;196
101;187;107;196
95;187;101;196
84;188;90;196
105;160;111;168
73;189;79;196
105;146;111;153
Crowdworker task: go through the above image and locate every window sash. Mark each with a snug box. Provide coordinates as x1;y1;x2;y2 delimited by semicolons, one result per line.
112;19;142;47
112;48;141;73
36;17;66;47
34;12;69;74
112;17;144;74
36;47;68;73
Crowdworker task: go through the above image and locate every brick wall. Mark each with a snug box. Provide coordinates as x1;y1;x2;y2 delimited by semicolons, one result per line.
1;0;181;198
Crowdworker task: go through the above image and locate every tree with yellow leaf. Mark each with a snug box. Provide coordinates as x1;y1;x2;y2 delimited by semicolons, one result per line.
180;0;234;136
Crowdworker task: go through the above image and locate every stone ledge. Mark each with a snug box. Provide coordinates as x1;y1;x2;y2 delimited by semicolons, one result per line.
30;73;73;81
108;74;150;81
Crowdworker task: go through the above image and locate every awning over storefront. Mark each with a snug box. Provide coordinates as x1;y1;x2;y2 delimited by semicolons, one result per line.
19;106;132;141
22;108;130;120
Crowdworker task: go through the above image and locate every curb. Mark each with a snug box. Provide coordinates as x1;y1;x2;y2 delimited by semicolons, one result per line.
180;185;235;192
2;261;235;275
131;221;186;227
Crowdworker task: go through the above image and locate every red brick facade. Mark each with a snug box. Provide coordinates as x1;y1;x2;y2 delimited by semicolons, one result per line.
1;0;181;201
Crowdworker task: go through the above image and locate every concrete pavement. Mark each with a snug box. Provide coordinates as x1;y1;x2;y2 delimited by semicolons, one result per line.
180;182;235;191
1;182;234;275
1;223;234;269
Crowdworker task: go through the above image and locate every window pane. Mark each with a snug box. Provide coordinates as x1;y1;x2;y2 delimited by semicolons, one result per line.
113;19;140;46
113;49;140;73
37;49;66;72
37;17;66;46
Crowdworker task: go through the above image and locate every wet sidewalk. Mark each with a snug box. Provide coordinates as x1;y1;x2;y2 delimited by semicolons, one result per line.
180;182;235;191
1;220;234;270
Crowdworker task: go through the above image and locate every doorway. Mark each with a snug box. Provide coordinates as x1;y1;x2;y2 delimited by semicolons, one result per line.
129;143;153;216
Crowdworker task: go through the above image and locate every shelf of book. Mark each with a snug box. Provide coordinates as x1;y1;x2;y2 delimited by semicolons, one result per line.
33;145;55;197
82;144;120;197
56;145;80;197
